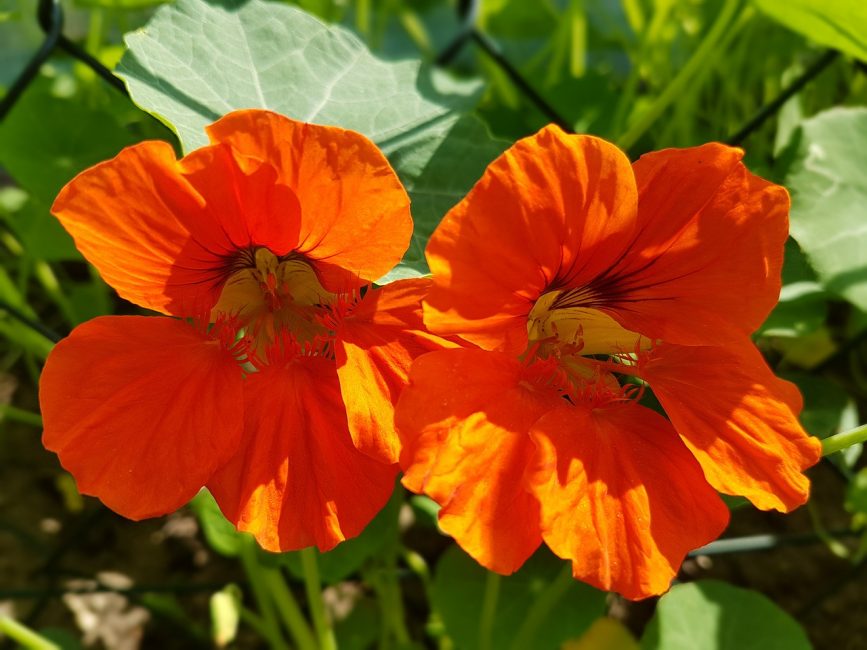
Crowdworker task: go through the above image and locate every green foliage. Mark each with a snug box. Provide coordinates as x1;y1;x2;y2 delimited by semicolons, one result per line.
753;0;867;62
0;74;140;260
193;487;404;584
640;581;812;650
432;546;606;650
784;107;867;312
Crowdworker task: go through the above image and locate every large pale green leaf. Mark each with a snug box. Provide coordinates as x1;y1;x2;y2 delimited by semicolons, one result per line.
784;108;867;311
118;0;480;151
432;546;605;650
379;114;507;279
117;0;501;275
753;0;867;62
641;581;812;650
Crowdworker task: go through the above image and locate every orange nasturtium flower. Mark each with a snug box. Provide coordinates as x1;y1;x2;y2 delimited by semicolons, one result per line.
395;125;822;599
39;109;446;552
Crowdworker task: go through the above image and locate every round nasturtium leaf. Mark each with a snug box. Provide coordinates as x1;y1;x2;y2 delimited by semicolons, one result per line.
785;108;867;313
640;580;812;650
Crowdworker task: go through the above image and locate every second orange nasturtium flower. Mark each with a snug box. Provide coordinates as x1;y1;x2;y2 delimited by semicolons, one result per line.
39;109;446;552
395;125;822;599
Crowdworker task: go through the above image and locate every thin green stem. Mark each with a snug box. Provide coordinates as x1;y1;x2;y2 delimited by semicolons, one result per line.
610;0;675;137
0;404;43;428
33;261;77;327
262;566;318;650
384;543;411;646
806;500;849;559
478;572;500;650
508;566;574;650
0;616;60;650
822;424;867;456
299;548;336;650
403;548;452;649
617;0;742;150
238;537;288;650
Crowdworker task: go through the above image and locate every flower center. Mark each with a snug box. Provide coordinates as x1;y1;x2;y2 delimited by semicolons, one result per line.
527;288;645;358
212;248;334;354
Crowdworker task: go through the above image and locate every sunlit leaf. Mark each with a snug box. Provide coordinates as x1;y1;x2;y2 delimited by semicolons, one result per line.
640;580;812;650
784;107;867;311
191;490;245;558
378;114;507;279
753;0;867;62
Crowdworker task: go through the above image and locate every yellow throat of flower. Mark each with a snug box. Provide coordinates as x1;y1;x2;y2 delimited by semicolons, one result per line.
212;248;334;351
527;288;645;357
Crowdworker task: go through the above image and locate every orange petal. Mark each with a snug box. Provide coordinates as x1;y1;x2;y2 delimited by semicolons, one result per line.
52;138;301;316
601;144;789;344
527;402;729;599
397;349;563;573
206;110;412;289
208;357;397;552
640;342;822;511
423;125;637;353
39;316;244;519
334;278;458;465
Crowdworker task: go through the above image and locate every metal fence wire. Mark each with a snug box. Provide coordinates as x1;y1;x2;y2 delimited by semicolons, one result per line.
0;0;850;142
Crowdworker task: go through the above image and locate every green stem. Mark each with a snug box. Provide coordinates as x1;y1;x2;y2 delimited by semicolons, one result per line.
238;537;288;650
263;567;319;650
616;0;742;150
806;500;849;559
33;261;77;327
299;548;336;650
0;616;60;650
508;566;574;650
384;542;411;645
478;572;500;650
0;404;43;428
403;549;452;649
822;424;867;456
610;0;675;137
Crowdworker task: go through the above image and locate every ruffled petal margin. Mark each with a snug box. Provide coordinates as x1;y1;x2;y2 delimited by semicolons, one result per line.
527;402;730;600
601;144;789;345
206;110;412;290
423;125;638;354
397;349;563;573
208;358;397;553
52;135;301;316
334;278;459;465
39;316;244;519
640;342;822;512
